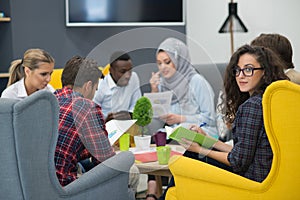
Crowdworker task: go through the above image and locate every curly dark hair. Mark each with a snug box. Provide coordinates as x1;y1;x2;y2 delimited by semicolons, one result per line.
223;44;289;123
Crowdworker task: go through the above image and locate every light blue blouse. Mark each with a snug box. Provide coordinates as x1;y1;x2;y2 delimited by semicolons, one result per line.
159;74;218;138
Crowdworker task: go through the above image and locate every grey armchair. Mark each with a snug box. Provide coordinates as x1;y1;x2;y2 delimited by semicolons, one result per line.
0;90;135;200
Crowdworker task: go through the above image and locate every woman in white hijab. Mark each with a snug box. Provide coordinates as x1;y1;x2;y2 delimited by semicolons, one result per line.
150;37;217;138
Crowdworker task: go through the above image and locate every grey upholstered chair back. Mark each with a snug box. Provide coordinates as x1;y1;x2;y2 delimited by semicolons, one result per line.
0;91;63;199
0;98;24;199
14;91;63;198
0;90;135;200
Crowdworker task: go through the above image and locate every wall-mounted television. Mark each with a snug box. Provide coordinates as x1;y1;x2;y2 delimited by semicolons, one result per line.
66;0;185;27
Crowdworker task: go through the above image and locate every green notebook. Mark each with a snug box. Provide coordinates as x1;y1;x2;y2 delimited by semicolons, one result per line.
169;126;218;149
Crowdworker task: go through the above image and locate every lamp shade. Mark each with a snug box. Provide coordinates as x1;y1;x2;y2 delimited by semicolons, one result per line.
219;2;248;33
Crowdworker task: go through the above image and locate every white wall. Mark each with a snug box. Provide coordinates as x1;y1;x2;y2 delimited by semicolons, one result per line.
186;0;300;70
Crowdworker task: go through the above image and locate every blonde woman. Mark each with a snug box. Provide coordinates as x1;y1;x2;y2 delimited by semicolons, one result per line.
1;48;55;100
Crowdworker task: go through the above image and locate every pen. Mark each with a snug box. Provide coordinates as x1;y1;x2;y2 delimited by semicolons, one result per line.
189;122;207;131
199;122;207;128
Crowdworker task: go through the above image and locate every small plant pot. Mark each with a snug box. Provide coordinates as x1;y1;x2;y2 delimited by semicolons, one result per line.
134;135;151;150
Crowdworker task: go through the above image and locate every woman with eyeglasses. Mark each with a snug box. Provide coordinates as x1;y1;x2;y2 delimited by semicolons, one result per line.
158;44;289;200
1;48;55;100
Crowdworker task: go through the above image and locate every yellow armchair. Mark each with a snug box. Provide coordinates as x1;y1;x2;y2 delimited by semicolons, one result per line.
166;80;300;200
101;64;110;76
49;68;63;89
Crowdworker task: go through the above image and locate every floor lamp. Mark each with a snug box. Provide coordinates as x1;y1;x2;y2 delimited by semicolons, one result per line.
219;0;248;55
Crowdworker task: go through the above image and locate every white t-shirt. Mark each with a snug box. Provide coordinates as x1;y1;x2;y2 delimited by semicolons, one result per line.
93;72;142;119
1;78;55;100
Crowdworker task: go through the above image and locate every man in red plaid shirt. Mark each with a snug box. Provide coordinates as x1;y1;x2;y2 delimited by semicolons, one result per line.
54;56;115;186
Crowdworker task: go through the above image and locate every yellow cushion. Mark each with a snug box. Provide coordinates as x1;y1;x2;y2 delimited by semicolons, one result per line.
101;64;110;76
49;68;63;90
165;187;177;200
49;65;108;90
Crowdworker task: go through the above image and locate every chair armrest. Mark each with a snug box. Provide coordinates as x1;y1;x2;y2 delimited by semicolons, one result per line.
169;155;263;191
63;151;134;194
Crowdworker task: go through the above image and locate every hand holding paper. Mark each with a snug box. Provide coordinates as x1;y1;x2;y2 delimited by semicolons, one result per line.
106;119;137;145
179;138;202;153
160;113;184;125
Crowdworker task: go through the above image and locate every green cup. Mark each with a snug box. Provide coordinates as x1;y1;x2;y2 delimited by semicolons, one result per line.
156;146;171;165
119;133;130;151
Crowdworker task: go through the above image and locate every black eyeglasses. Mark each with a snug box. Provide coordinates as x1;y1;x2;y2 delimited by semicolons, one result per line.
233;67;264;77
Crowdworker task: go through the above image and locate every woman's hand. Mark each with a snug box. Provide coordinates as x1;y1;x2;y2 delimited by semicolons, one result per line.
180;138;210;156
149;71;160;92
160;113;185;125
179;138;208;156
189;125;207;136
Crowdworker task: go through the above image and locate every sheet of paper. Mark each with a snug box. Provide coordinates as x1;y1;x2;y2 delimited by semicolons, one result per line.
106;119;137;145
144;91;172;118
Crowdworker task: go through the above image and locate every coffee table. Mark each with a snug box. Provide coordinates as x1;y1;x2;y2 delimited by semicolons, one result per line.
133;144;185;196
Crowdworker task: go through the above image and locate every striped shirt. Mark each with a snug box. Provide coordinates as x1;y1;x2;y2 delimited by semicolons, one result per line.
54;87;115;186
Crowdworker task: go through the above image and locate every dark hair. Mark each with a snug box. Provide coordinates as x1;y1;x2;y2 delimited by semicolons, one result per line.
223;44;289;123
7;48;54;86
109;51;131;68
251;33;294;69
61;56;102;87
61;56;82;87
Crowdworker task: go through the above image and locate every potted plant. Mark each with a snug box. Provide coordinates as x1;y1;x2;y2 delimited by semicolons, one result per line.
132;96;153;149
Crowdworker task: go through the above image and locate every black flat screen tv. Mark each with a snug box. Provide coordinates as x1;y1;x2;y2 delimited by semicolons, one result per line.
66;0;185;27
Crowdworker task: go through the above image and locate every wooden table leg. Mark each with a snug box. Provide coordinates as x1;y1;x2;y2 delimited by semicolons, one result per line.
155;175;163;197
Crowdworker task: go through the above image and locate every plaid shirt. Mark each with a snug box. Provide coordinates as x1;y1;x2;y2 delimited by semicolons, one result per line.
54;87;115;186
228;94;273;182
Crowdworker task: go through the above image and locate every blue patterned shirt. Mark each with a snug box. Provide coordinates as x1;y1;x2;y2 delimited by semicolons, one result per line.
228;94;273;182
